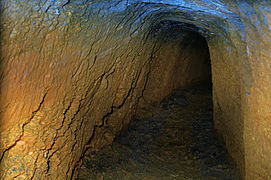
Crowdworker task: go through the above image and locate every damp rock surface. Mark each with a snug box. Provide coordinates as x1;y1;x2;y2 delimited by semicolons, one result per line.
77;83;238;180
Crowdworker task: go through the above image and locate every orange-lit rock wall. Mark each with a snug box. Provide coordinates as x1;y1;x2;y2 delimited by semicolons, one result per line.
241;3;271;179
0;0;270;179
209;2;271;179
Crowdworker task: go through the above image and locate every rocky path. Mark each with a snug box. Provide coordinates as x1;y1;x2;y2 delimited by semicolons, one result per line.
77;83;238;180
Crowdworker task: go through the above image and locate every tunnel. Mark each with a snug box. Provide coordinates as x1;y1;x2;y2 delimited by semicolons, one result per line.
76;21;230;179
0;0;271;180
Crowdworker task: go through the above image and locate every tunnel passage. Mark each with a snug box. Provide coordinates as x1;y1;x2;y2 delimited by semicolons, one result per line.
0;1;271;179
138;21;213;108
76;22;239;179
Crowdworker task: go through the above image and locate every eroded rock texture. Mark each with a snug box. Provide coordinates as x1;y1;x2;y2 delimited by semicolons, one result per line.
0;0;270;179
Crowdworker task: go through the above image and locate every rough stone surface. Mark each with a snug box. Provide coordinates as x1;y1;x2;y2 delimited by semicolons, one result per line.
77;83;239;180
0;0;270;179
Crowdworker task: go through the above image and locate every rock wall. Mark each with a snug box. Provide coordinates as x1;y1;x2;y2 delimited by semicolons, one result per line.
0;0;270;179
209;1;271;179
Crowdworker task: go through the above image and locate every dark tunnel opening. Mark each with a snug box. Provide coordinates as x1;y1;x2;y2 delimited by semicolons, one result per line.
76;22;238;179
177;31;212;85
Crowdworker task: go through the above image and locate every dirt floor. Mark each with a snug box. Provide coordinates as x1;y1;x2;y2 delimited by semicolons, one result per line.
77;82;238;180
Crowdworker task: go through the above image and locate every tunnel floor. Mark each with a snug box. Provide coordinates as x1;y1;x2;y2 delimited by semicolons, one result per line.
77;82;238;180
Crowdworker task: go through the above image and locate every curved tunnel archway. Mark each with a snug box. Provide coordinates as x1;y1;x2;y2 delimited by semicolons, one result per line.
139;20;212;107
77;21;239;179
0;1;270;179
